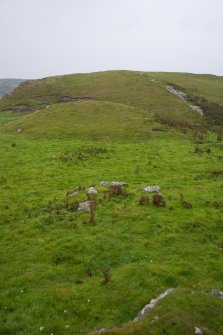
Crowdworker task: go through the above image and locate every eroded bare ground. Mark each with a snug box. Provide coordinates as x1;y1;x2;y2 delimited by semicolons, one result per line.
166;85;203;115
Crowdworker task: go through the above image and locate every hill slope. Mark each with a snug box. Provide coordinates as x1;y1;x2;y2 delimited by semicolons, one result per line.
5;100;156;141
0;71;206;129
0;70;223;335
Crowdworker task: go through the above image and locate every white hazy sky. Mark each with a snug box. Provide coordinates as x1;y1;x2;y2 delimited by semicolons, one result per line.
1;0;223;78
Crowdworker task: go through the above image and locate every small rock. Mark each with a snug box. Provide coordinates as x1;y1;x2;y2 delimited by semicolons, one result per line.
111;181;128;187
100;181;111;187
77;201;91;212
134;288;174;321
143;186;160;192
166;85;203;115
87;187;97;194
166;85;187;100
208;289;223;299
67;191;79;197
188;104;203;116
194;326;203;335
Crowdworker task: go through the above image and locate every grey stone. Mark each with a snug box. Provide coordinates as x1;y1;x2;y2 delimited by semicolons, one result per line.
194;326;203;335
100;181;111;187
188;104;203;115
143;186;160;192
111;181;128;187
134;288;174;321
77;201;91;212
67;191;79;197
166;85;187;100
208;289;223;299
87;187;97;194
166;85;203;115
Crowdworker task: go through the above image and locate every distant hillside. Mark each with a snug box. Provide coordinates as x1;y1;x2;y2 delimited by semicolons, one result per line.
0;78;26;98
0;71;206;130
1;71;223;132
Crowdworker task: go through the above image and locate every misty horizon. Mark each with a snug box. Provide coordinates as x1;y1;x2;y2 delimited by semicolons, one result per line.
1;0;223;79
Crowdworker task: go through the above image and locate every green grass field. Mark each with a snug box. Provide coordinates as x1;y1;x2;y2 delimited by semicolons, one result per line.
0;71;223;335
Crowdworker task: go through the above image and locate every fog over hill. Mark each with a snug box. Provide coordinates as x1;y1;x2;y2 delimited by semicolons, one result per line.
0;78;26;98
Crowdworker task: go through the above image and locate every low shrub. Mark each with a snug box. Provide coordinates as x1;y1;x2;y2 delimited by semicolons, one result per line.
138;195;149;205
152;193;166;207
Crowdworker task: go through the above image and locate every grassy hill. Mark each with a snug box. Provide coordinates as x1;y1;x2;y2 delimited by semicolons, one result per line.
0;71;205;127
0;71;223;335
5;100;156;141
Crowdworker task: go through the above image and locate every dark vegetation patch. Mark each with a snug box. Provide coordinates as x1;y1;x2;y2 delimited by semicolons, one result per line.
188;94;223;126
194;146;212;155
105;185;128;198
152;193;166;207
211;169;223;177
154;114;196;132
101;269;111;286
2;106;33;113
152;127;166;132
57;96;93;103
138;194;149;205
45;197;79;213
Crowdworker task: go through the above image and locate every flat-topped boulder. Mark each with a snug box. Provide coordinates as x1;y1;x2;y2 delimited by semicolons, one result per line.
77;201;91;212
87;187;98;194
111;181;128;187
100;181;128;187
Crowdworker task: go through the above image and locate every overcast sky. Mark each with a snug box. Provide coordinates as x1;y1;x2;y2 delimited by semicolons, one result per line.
1;0;223;79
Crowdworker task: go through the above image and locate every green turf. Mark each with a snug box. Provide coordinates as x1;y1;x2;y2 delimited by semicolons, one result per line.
4;100;156;141
0;71;223;335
